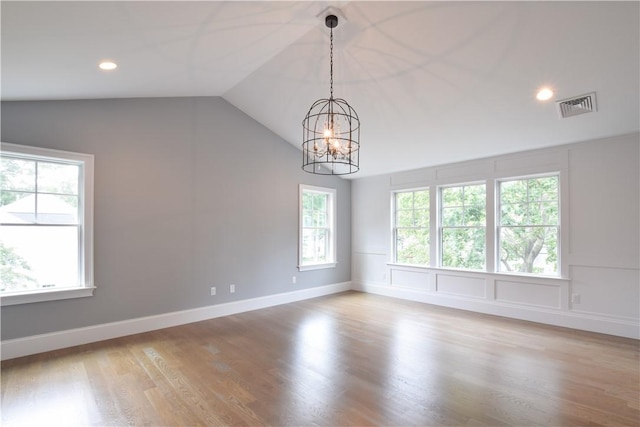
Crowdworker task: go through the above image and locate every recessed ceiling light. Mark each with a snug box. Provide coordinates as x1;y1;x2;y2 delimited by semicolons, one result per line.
536;87;554;101
99;61;117;71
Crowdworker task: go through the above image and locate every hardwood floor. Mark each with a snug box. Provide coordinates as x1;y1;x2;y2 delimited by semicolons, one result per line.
2;291;639;426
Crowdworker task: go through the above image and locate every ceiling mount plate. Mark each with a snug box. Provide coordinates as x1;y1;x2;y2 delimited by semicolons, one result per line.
316;6;347;25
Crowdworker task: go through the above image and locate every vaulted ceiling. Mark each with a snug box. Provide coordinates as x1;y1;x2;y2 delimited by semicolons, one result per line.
2;1;638;178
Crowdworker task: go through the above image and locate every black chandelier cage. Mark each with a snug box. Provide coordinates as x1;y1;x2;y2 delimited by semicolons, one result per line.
302;14;360;175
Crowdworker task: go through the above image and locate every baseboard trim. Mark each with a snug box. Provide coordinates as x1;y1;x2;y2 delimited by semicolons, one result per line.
353;281;640;339
4;279;635;361
1;282;351;361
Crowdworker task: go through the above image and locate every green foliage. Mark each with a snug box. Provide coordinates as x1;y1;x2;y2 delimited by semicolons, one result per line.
395;190;430;265
0;154;83;291
1;156;80;209
1;157;34;206
441;227;485;269
302;192;328;228
301;229;328;264
499;176;558;274
0;242;37;291
302;191;331;263
441;184;486;270
499;227;557;274
37;162;79;195
393;177;559;275
396;228;429;265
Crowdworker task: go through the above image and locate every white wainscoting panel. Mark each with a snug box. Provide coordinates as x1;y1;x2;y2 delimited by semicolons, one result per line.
436;274;486;298
570;265;640;320
355;280;639;339
495;280;562;309
390;268;430;290
352;252;388;285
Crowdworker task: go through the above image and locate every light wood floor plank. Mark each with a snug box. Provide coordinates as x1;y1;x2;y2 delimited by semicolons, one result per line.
2;291;639;426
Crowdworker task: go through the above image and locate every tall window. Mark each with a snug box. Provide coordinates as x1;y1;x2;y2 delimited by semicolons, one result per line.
440;183;486;270
394;189;429;265
0;143;94;305
299;185;336;271
498;175;559;275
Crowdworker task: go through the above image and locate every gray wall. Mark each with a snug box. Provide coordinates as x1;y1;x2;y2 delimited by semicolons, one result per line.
1;97;351;340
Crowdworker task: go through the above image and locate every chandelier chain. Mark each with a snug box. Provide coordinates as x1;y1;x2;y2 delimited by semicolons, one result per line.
330;26;333;100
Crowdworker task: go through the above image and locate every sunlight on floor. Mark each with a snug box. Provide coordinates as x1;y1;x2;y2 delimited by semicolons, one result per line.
3;381;99;427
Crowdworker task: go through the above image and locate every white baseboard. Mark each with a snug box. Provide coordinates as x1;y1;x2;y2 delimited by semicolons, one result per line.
1;282;351;361
3;279;636;361
352;281;640;340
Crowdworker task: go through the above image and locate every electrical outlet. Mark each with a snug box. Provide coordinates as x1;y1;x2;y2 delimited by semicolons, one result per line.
571;293;581;304
210;287;216;296
230;284;235;293
292;276;297;284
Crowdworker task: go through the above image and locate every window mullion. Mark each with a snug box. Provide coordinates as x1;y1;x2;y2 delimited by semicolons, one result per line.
430;186;437;267
486;178;496;273
34;160;39;224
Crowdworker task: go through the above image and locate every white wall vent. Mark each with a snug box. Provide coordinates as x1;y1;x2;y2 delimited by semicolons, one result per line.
556;92;597;118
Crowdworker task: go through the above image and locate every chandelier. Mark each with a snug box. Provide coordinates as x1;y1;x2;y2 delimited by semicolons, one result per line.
302;14;360;175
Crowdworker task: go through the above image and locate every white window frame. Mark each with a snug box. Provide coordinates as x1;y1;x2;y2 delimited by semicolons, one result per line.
496;173;561;277
438;181;487;271
298;184;337;271
0;142;95;306
392;187;430;266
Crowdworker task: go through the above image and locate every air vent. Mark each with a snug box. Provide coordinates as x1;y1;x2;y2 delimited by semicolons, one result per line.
556;92;597;118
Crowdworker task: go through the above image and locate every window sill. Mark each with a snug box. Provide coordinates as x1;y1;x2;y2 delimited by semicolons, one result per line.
298;262;337;272
0;286;96;306
491;270;569;282
386;263;569;281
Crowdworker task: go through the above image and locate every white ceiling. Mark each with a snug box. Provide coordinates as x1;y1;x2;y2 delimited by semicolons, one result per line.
2;1;639;178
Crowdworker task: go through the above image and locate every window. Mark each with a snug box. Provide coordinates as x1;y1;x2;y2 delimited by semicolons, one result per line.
498;175;559;275
299;184;336;271
440;183;486;270
393;189;429;265
0;143;94;305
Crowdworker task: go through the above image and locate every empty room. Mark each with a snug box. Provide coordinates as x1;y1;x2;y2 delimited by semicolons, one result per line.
1;1;639;426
